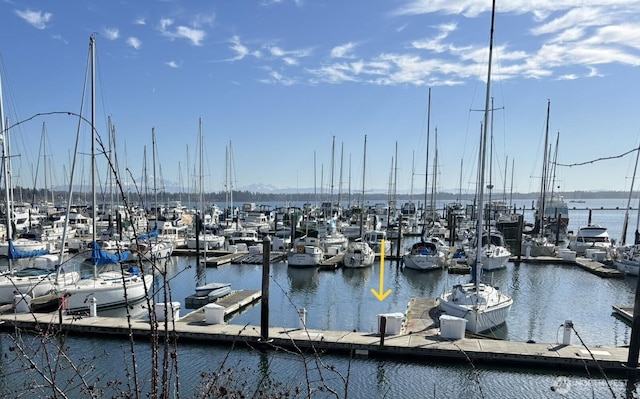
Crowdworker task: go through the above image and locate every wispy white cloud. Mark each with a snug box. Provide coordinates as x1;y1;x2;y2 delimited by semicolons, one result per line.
266;44;312;65
127;37;142;50
226;35;262;61
166;60;182;68
15;9;52;29
259;68;298;85
134;17;146;25
411;22;457;53
102;27;119;40
52;34;68;45
259;0;284;6
241;1;640;86
331;42;357;59
157;17;206;46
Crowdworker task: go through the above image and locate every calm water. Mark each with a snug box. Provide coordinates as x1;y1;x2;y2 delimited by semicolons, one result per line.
1;198;640;398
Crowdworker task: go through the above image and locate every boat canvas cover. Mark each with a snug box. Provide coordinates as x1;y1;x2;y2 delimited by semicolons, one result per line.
137;227;159;241
8;239;49;259
91;241;130;265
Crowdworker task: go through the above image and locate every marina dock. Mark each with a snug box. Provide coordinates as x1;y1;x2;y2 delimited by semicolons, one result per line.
511;255;624;278
0;294;632;375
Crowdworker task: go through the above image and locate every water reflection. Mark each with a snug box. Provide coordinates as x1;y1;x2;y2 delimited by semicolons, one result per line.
286;267;319;294
341;266;372;288
401;267;447;297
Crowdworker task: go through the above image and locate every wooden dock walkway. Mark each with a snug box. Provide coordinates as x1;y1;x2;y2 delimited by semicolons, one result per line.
510;255;624;278
0;294;633;375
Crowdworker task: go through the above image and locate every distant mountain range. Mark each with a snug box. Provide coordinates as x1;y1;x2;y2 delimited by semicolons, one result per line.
50;180;629;198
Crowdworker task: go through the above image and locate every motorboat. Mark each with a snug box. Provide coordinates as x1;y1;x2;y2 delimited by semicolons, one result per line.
195;282;231;300
567;224;611;255
287;236;324;268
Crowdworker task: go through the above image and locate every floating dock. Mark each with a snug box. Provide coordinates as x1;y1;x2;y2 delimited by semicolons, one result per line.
513;255;624;278
0;294;632;375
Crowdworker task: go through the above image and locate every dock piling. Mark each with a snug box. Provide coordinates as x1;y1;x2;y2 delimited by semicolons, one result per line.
260;236;271;341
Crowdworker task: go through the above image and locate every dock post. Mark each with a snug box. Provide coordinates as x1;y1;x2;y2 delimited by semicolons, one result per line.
396;230;402;260
626;262;640;378
379;316;386;346
260;235;271;341
89;296;97;317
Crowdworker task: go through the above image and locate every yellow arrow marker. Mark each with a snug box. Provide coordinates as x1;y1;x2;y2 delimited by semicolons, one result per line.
371;239;391;301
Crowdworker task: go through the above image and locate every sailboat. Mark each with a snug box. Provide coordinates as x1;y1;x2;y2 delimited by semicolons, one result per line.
613;141;640;275
131;127;175;262
438;0;513;334
521;101;562;257
62;35;153;312
342;135;375;269
0;53;81;304
186;118;225;251
403;88;446;271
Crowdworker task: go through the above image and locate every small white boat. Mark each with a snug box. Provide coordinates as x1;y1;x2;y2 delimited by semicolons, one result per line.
287;236;324;268
438;280;513;334
465;230;511;271
342;241;375;268
402;241;445;271
195;282;231;299
187;233;225;250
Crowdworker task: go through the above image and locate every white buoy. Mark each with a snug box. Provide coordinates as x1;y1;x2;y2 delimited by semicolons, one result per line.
298;308;307;329
562;320;573;345
89;296;98;317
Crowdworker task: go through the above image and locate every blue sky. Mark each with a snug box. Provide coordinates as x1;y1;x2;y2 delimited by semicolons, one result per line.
1;0;640;199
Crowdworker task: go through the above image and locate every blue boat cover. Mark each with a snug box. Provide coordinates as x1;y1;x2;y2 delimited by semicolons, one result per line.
137;227;159;240
91;241;130;265
8;239;50;260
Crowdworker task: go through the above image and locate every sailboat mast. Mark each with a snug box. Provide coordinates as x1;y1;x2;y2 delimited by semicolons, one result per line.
0;61;11;270
199;118;204;216
360;135;367;238
91;34;97;267
152;128;158;226
622;142;640;245
475;0;496;281
431;128;438;216
424;87;431;228
540;100;551;236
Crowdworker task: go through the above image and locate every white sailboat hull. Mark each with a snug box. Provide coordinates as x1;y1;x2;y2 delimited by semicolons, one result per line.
0;270;80;304
402;252;445;271
342;242;375;268
63;272;153;312
438;283;513;334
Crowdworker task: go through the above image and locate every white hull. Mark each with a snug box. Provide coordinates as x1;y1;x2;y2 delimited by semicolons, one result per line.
614;259;640;276
0;269;80;304
402;252;445;271
466;245;510;271
438;283;513;333
187;234;225;250
287;245;323;268
63;272;153;311
0;238;53;257
342;242;375;268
